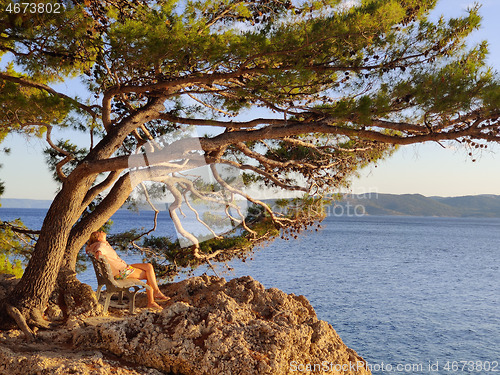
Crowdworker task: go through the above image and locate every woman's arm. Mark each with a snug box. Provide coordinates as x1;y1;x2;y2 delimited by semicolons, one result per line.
86;243;104;260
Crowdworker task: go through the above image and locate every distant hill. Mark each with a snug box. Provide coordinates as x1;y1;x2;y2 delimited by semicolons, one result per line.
3;194;500;217
334;193;500;218
0;198;52;209
432;195;500;217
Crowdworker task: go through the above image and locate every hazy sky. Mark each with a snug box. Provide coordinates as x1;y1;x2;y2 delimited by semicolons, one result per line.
1;0;499;200
351;0;500;196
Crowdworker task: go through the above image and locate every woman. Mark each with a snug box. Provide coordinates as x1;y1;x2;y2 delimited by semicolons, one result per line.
86;231;169;309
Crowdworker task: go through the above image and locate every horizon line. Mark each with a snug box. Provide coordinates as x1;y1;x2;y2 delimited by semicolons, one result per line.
1;192;500;202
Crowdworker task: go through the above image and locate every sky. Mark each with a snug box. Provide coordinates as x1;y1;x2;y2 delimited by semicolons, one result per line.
349;0;500;196
1;0;499;201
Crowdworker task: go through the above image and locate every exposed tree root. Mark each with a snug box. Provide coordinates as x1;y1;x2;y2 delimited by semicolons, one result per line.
5;304;35;342
0;271;99;342
28;307;51;330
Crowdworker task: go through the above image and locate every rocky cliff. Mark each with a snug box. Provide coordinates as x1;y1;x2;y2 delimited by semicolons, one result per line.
0;274;371;375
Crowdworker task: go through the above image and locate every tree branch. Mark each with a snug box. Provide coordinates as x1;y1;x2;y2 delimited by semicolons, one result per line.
0;220;41;235
209;164;292;226
76;111;500;177
0;72;99;118
164;178;202;254
158;112;286;129
45;125;75;181
129;182;160;246
200;117;499;151
181;191;222;240
220;159;308;192
81;170;123;209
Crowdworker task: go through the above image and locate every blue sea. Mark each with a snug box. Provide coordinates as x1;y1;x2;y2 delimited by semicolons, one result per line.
1;208;499;374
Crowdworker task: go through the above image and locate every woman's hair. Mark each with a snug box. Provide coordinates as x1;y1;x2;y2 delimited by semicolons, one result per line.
87;231;103;246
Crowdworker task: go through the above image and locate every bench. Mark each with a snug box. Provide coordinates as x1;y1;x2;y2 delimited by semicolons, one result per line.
89;254;150;314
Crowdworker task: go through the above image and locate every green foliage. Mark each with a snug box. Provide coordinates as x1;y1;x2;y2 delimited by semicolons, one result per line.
0;253;23;278
0;68;74;131
0;161;26;277
0;0;101;137
0;0;98;79
1;0;494;135
0;218;36;277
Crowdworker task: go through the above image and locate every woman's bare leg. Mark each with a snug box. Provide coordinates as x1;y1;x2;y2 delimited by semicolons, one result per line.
130;263;168;308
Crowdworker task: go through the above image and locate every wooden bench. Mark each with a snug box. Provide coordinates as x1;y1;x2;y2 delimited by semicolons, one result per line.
89;254;150;314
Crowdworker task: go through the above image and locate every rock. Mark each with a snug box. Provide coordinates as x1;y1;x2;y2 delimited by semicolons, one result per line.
0;342;164;375
74;275;371;375
0;274;371;374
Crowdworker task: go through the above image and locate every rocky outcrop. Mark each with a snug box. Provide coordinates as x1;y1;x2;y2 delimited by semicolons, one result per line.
0;336;164;375
0;274;370;374
74;275;371;375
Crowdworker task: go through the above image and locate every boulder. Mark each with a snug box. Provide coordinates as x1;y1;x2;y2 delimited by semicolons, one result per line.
74;275;371;375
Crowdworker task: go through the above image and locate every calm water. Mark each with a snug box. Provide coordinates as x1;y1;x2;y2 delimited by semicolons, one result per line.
1;208;499;374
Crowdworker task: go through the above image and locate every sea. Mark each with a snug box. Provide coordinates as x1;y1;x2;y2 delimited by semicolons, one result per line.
1;207;499;375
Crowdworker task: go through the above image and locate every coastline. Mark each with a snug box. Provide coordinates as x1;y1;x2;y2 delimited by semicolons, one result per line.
0;274;372;375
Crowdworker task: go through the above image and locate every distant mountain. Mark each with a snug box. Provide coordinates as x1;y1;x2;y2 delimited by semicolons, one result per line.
3;194;500;217
0;198;52;209
432;195;500;217
334;193;500;218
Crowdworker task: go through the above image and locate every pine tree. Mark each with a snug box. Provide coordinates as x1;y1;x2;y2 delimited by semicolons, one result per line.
0;0;498;338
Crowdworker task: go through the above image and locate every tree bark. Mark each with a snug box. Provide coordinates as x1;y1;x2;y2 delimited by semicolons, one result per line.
5;177;93;316
2;101;168;330
62;173;135;272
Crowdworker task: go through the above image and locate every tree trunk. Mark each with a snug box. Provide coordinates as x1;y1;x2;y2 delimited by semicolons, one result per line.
38;172;136;320
2;176;94;332
50;266;101;320
0;103;167;336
